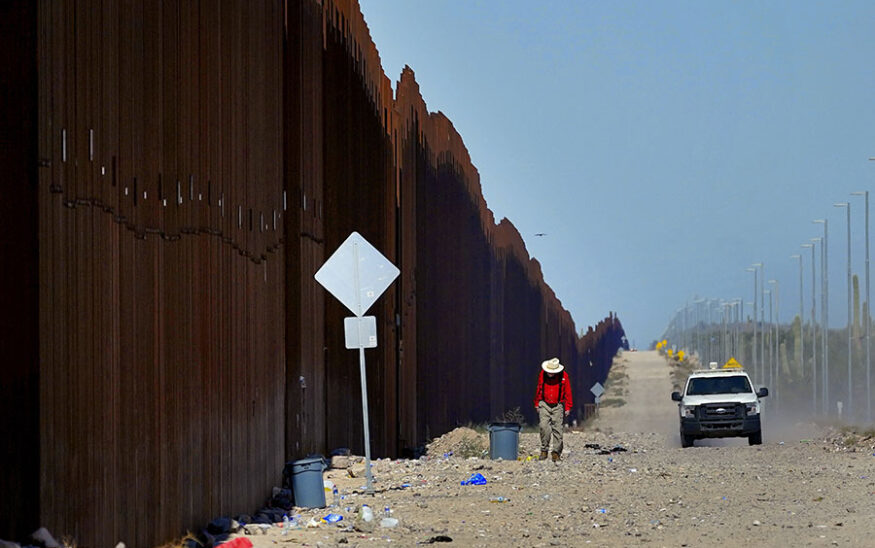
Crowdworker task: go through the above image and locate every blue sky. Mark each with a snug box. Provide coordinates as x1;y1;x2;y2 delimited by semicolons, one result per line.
359;0;875;346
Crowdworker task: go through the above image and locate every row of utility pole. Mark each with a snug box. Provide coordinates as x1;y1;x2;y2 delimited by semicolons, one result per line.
660;163;875;423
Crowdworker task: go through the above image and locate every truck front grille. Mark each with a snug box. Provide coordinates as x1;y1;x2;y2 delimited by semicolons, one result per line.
696;403;746;430
699;402;744;419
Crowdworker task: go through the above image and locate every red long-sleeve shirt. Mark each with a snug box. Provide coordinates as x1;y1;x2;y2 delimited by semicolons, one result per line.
533;370;572;412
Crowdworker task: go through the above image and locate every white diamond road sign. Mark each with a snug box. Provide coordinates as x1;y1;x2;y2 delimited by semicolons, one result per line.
314;231;401;496
590;382;605;398
314;231;399;317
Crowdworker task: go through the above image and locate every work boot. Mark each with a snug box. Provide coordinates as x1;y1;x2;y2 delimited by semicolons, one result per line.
539;451;548;461
551;452;561;462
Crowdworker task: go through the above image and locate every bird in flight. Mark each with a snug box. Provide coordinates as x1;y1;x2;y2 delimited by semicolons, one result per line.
534;233;547;237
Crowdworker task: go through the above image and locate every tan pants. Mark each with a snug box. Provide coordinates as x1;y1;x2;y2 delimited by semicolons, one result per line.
538;400;564;454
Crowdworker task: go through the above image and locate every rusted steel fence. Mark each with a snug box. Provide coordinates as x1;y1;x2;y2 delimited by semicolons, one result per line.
0;0;39;540
0;0;625;545
32;1;286;546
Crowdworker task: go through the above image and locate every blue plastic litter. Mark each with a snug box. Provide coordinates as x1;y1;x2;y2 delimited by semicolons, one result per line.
460;472;487;485
322;513;343;523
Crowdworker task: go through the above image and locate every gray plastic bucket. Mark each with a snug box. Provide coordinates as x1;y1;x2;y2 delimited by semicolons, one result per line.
488;422;521;460
291;456;326;508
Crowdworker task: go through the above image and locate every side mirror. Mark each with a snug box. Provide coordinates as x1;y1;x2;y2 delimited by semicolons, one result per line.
757;387;769;398
671;391;682;402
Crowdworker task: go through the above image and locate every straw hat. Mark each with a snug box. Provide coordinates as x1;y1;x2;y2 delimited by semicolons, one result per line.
541;357;564;373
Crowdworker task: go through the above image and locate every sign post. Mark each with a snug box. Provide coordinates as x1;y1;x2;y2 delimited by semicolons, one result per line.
591;382;605;413
315;232;399;494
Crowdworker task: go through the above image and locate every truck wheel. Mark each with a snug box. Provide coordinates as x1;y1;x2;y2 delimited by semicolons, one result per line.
748;431;762;445
681;433;694;448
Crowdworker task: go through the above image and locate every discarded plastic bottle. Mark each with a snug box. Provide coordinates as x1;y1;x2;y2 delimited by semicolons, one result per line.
380;517;399;528
489;496;508;503
384;506;391;517
281;514;291;535
361;504;374;522
332;486;339;507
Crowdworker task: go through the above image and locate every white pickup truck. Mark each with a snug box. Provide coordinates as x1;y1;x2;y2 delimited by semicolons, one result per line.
671;364;768;448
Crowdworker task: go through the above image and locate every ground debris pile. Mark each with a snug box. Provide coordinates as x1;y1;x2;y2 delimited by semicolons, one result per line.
425;426;488;458
821;426;875;453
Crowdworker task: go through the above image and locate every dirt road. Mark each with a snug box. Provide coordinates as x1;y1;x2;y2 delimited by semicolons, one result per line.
590;350;678;442
219;351;875;547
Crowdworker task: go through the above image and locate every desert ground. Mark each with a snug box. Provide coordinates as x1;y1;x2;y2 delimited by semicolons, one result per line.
222;350;875;547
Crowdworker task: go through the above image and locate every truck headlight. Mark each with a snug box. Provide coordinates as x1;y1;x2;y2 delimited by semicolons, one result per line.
681;405;696;418
745;402;760;415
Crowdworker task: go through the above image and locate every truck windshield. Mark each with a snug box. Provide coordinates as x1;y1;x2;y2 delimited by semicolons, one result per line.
686;375;752;396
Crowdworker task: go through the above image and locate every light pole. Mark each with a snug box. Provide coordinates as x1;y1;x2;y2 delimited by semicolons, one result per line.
707;299;713;364
729;299;736;359
805;240;819;414
686;303;692;356
722;301;729;360
738;299;744;361
835;202;852;418
693;299;705;367
769;279;780;407
683;302;689;352
758;263;766;386
747;301;755;368
792;254;804;381
747;267;758;374
814;219;829;414
735;298;743;359
852;189;870;423
688;301;694;358
695;299;699;361
756;263;765;385
729;300;735;359
723;300;731;362
708;299;722;363
764;288;773;391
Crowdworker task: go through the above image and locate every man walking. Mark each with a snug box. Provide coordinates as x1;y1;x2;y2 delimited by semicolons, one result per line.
533;357;573;462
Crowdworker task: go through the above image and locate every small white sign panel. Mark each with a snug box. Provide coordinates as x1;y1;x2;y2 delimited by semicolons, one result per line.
315;232;400;317
591;382;605;398
344;316;377;349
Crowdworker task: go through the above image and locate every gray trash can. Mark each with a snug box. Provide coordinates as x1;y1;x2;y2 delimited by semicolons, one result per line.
488;422;521;460
291;456;327;508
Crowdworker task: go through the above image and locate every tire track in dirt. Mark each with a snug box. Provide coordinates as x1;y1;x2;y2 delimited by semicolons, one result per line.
590;350;680;445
